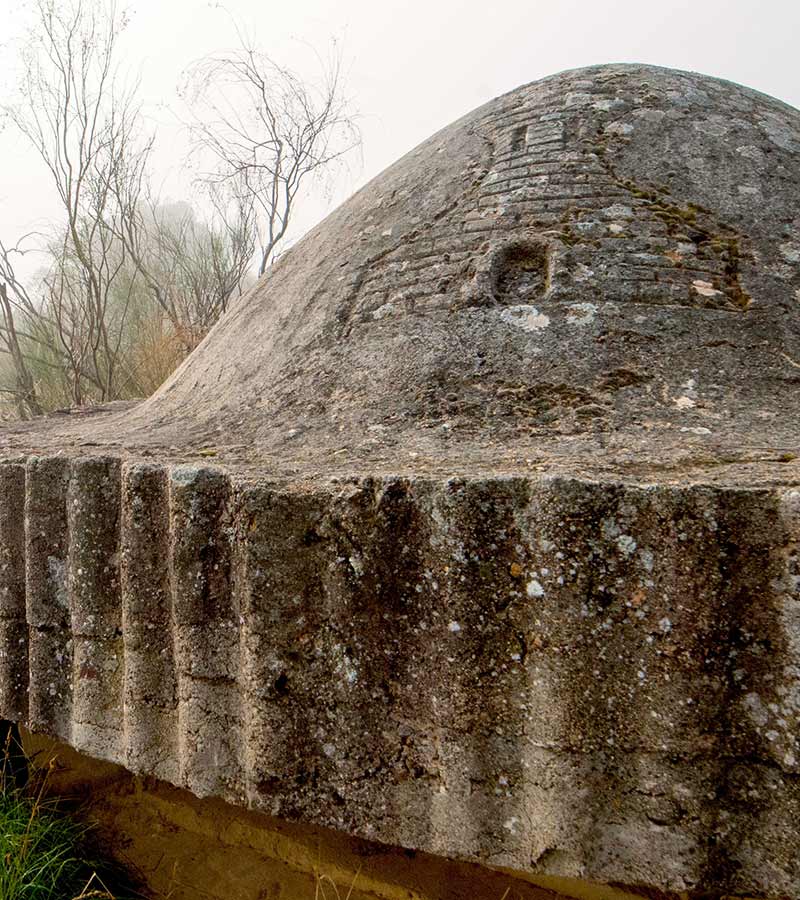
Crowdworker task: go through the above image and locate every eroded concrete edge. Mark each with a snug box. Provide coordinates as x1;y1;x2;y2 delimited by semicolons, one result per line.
0;456;798;897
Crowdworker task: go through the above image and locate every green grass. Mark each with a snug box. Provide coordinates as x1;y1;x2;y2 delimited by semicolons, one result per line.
0;787;98;899
0;742;144;900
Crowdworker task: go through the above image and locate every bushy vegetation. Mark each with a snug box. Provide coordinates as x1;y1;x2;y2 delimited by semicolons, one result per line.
0;0;359;420
1;785;102;899
0;200;252;417
0;729;144;900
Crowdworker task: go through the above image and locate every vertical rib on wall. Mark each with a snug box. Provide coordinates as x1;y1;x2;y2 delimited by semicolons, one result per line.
25;456;71;736
0;463;27;721
67;457;123;758
120;462;178;783
168;465;240;799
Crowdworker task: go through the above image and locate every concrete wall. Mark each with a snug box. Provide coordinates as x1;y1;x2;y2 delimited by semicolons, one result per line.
22;728;647;900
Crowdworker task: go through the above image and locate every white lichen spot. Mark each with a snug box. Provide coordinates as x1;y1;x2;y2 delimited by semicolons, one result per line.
448;621;462;633
736;144;764;162
760;114;798;151
499;305;550;332
658;617;672;634
593;98;625;112
323;742;336;757
47;557;68;609
632;108;666;123
526;579;545;599
680;426;712;435
564;92;593;108
604;121;634;136
639;549;655;572
779;242;800;264
608;223;625;234
692;280;722;298
503;816;520;834
372;303;397;320
692;116;728;137
616;534;637;556
743;692;769;728
674;396;696;410
602;203;634;221
566;302;597;326
601;517;620;540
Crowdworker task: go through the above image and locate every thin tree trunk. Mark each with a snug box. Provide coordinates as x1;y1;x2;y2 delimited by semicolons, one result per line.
0;283;43;417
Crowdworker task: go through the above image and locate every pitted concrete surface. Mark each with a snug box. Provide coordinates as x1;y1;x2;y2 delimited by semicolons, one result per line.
1;65;799;897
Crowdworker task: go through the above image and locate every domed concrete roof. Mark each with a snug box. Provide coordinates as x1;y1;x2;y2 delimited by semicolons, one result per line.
6;62;800;482
2;66;800;899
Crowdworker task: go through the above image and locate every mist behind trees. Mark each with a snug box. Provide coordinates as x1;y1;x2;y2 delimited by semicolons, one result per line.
0;0;359;419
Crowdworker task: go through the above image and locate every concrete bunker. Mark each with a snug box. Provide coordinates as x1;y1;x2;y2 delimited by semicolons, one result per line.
0;63;799;899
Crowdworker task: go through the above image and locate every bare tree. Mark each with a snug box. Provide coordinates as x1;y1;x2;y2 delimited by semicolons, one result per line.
120;195;255;352
2;0;152;404
156;195;255;345
0;240;45;418
183;33;360;275
0;1;360;418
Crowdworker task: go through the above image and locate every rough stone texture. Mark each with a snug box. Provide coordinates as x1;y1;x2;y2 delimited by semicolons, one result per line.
25;728;644;900
1;64;799;898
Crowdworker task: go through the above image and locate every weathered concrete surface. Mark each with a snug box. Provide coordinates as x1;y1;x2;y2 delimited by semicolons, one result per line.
25;728;646;900
1;65;798;479
1;64;799;897
3;465;800;896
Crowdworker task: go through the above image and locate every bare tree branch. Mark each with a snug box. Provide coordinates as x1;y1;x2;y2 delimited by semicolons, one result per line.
183;33;361;275
0;2;353;418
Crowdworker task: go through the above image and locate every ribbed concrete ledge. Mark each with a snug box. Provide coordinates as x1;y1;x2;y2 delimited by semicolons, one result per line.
1;455;799;895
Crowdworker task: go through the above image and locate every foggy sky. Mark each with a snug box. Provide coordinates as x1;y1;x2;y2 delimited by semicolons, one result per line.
1;0;798;278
